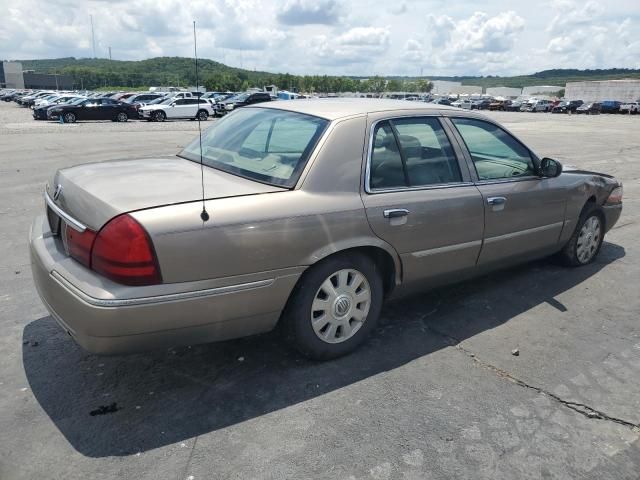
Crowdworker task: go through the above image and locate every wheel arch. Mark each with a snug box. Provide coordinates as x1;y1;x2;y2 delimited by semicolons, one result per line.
301;240;402;297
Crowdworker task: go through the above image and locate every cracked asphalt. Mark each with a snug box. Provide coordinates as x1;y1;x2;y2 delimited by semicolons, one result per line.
0;102;639;479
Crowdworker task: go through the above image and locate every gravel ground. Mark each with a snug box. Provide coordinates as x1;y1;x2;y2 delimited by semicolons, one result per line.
0;101;639;480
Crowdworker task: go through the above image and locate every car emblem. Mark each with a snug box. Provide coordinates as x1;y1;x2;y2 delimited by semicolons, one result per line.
53;184;63;201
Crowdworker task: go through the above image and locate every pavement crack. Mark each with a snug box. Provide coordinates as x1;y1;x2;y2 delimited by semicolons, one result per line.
421;321;640;431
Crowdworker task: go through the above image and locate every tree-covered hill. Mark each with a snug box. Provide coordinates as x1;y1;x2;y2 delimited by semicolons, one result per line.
10;57;640;92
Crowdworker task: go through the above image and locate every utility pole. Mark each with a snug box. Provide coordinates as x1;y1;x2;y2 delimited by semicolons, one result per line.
108;46;112;61
90;15;96;58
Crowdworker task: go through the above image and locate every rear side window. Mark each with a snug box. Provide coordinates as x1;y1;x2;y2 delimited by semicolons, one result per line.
369;117;461;190
451;118;534;180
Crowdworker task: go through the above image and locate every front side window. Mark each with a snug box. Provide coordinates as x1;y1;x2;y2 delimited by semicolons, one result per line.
179;108;328;187
451;118;535;180
369;117;462;190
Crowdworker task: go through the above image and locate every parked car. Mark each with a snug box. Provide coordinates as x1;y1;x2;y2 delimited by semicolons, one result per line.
619;100;639;114
138;97;214;122
576;102;602;114
600;101;621;114
488;99;511;111
18;91;55;107
215;92;272;115
47;97;138;123
470;99;492;110
505;100;524;111
32;96;85;120
124;93;165;106
30;99;623;359
451;99;473;109
551;100;583;113
431;98;451;106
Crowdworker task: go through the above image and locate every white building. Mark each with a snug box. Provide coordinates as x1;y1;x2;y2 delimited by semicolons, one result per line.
565;79;640;102
431;80;461;95
486;87;522;98
522;85;563;95
450;85;483;95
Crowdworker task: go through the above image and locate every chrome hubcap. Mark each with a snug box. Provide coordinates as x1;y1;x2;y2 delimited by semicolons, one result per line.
311;269;371;344
576;215;601;263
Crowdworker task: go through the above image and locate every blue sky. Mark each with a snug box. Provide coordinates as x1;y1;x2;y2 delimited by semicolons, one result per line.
1;0;638;76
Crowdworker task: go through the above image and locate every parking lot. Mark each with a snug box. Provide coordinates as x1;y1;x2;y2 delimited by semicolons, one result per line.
0;101;639;479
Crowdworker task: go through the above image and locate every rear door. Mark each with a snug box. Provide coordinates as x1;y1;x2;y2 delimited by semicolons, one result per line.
173;98;198;118
361;115;485;283
448;117;566;266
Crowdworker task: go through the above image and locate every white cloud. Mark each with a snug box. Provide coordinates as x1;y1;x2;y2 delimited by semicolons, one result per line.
425;11;525;74
0;0;638;76
277;0;341;25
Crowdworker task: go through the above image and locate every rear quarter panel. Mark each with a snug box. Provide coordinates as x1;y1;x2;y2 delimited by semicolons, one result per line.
132;115;400;284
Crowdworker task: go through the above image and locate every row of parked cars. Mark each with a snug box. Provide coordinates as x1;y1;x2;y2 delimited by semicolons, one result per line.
0;88;274;123
430;96;640;114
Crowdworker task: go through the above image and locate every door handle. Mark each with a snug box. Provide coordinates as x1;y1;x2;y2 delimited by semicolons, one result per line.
383;209;409;219
487;197;507;206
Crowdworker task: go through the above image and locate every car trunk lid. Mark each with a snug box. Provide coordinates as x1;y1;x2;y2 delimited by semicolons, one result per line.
47;156;285;231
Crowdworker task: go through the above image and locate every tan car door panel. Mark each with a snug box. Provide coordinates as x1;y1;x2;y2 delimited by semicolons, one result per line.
447;117;567;266
362;116;484;284
475;179;566;264
363;187;484;283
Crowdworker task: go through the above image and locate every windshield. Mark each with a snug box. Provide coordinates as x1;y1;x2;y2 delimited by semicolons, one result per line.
179;108;328;187
231;93;249;102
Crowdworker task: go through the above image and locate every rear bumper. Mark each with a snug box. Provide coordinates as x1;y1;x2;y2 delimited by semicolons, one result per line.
29;215;301;354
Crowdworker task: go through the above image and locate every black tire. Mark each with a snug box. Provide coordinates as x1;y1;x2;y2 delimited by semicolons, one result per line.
558;204;605;267
63;112;76;123
282;252;383;360
153;110;166;122
116;112;128;122
197;109;208;121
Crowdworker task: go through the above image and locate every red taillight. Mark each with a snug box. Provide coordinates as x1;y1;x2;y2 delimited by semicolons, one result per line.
91;214;162;286
64;226;96;268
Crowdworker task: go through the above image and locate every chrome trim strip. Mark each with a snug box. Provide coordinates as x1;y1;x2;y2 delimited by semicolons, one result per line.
44;189;87;233
50;271;274;308
484;222;564;244
411;240;482;258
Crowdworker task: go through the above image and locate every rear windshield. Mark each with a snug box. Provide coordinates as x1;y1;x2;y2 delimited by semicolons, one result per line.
179;108;329;187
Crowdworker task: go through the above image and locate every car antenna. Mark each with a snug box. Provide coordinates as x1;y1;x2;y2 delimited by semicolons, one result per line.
193;20;209;222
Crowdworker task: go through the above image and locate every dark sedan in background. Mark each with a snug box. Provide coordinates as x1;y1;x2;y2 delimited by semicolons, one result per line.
552;100;584;113
48;97;138;123
576;102;602;115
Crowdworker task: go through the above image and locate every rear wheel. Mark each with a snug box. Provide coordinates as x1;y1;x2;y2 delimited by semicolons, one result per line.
153;110;166;122
116;112;128;122
63;112;76;123
282;253;383;360
559;204;605;266
197;109;209;121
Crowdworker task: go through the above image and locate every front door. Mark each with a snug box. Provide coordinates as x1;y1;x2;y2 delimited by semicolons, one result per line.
448;117;566;266
361;116;484;283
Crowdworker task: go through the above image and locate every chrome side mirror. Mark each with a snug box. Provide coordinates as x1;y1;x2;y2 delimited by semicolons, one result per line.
540;157;563;178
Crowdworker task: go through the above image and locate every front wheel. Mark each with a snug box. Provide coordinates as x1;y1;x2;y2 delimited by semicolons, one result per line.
153;110;166;122
116;112;128;122
559;205;605;266
63;112;76;123
196;109;209;121
282;253;383;360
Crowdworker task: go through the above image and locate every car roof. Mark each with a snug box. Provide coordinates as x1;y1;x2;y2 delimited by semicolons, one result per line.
253;98;457;120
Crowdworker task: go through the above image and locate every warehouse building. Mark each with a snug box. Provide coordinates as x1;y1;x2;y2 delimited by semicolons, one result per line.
1;62;24;88
486;86;522;98
1;61;73;90
450;85;483;95
522;85;563;95
431;80;461;95
565;79;640;103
